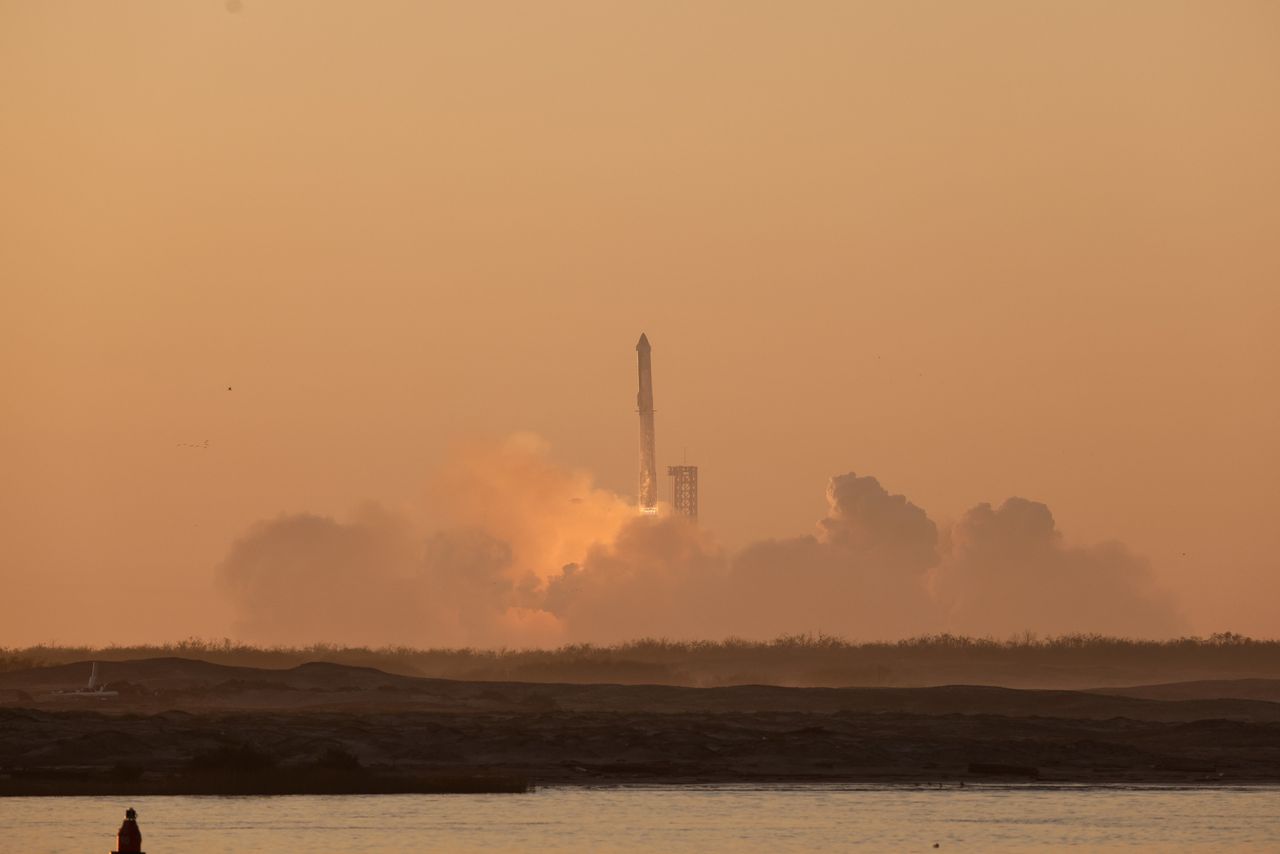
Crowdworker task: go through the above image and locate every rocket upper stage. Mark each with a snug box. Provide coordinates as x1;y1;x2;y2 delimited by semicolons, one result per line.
636;334;653;409
636;333;658;513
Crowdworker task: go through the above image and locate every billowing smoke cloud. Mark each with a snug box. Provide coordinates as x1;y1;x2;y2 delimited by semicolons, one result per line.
818;474;939;567
726;474;941;640
220;504;422;645
217;436;1187;645
431;433;634;584
544;515;730;643
221;512;565;647
930;498;1186;637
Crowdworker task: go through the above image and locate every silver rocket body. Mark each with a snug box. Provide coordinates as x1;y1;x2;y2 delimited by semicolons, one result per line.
636;333;658;513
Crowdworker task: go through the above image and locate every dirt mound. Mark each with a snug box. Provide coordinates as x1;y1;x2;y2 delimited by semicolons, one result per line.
1092;679;1280;703
2;658;1280;722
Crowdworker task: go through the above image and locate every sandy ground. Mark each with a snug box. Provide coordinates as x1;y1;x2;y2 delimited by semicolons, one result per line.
1;658;1277;792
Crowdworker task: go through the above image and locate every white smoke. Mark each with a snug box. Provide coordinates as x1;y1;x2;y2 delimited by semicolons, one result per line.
218;436;1188;645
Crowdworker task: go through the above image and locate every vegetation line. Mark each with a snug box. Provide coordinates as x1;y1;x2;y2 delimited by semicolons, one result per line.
4;633;1276;688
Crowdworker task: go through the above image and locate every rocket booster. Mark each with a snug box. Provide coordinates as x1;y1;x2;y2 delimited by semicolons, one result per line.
636;333;658;513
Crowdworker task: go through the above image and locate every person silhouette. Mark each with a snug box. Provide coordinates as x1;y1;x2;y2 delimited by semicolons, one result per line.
113;807;143;854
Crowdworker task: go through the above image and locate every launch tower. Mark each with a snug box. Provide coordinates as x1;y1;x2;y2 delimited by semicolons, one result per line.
667;465;698;520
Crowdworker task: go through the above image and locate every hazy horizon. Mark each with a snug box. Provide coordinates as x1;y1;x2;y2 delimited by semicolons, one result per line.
2;1;1277;646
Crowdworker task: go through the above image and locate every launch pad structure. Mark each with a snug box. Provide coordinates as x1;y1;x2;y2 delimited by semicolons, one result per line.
667;465;698;519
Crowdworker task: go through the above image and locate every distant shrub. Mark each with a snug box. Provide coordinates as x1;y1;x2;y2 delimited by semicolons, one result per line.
5;633;1280;689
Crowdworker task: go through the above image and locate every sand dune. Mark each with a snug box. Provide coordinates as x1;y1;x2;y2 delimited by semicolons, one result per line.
4;658;1280;722
1092;679;1280;703
3;658;1278;793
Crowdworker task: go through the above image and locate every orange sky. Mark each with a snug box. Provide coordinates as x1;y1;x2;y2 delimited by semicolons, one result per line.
1;1;1277;645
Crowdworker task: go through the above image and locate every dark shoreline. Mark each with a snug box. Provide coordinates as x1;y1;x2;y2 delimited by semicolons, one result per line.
5;705;1279;794
0;772;531;797
5;774;1280;797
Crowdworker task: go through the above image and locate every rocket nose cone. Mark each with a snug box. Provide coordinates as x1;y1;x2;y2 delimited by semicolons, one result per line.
637;333;650;351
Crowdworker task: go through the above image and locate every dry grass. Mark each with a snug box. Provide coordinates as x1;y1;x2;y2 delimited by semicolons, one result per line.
3;632;1277;688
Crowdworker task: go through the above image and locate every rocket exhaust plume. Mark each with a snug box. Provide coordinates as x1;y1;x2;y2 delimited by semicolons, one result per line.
636;333;658;514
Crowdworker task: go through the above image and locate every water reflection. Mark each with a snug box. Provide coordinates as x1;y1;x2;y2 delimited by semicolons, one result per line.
3;784;1278;853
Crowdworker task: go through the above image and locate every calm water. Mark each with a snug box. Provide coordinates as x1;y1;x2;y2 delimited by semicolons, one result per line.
4;785;1278;852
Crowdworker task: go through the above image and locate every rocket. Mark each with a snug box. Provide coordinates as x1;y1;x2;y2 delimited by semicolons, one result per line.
636;333;658;514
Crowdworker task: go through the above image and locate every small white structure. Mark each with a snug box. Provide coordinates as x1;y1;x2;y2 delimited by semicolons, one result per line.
52;661;119;698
